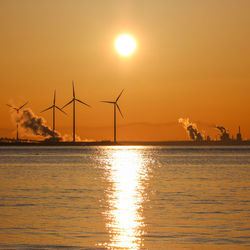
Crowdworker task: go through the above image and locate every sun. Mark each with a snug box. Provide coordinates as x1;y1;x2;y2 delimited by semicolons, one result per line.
115;34;136;56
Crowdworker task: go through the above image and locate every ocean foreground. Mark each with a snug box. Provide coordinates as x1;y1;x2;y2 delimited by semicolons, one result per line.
0;146;249;249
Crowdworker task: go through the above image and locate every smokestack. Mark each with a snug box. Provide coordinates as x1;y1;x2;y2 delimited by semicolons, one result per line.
237;126;242;142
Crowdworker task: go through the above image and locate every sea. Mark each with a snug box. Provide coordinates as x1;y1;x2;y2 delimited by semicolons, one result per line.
0;146;249;249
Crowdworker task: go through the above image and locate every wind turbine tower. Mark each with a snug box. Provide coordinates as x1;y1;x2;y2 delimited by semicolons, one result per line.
101;89;124;143
62;81;91;142
41;90;66;138
6;101;28;141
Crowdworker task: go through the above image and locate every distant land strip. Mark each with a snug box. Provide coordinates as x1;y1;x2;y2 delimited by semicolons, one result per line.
0;140;250;147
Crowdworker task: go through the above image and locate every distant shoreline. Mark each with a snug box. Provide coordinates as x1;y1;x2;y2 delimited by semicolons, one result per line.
0;140;250;146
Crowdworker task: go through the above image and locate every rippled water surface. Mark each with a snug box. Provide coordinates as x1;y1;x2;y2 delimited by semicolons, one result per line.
0;146;249;249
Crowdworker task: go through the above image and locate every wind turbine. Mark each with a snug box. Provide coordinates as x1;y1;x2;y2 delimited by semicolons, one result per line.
101;89;124;143
41;90;66;138
62;81;91;142
6;101;28;141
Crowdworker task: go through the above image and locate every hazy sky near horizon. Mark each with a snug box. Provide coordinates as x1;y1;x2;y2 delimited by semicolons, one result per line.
0;0;250;141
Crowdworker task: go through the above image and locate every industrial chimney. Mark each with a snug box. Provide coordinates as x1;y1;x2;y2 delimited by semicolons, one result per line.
237;126;242;142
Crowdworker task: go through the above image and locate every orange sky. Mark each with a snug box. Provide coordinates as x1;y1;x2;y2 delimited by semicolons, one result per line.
0;0;250;141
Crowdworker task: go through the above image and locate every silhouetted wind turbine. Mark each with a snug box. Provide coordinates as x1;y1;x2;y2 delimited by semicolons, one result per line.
62;81;91;142
101;89;124;143
41;90;66;138
6;101;28;141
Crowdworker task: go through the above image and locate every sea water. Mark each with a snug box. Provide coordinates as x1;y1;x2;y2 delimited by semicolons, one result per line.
0;146;249;249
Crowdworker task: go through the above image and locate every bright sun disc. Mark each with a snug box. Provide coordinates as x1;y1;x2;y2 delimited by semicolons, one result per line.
115;34;136;56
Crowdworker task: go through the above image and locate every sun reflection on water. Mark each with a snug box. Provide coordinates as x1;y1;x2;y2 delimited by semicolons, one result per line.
103;146;147;249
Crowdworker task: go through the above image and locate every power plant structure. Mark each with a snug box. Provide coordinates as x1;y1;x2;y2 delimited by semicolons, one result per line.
216;126;243;143
237;126;242;142
185;125;243;144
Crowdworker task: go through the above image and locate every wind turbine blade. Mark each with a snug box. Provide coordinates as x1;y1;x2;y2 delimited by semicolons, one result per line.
72;81;75;98
116;89;124;102
116;104;124;118
6;104;18;111
40;105;53;113
100;101;115;104
53;90;56;105
76;99;91;107
61;99;73;109
6;104;14;109
55;106;67;115
18;101;29;111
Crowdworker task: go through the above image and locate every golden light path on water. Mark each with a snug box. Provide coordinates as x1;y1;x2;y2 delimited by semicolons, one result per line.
102;146;148;249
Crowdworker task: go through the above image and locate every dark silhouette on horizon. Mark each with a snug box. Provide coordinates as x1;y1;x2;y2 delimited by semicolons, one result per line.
216;126;230;142
6;101;28;141
62;81;91;142
237;126;242;142
101;89;124;143
40;90;66;138
187;125;203;142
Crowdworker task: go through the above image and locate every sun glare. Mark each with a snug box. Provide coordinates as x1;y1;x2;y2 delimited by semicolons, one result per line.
103;147;147;249
115;34;136;56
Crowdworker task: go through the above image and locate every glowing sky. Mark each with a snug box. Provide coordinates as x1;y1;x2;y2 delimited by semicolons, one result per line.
0;0;250;141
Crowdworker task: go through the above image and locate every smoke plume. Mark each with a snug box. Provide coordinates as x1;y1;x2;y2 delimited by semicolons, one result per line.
178;118;203;141
216;126;226;133
216;125;231;142
62;133;82;142
19;108;60;138
8;107;90;142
